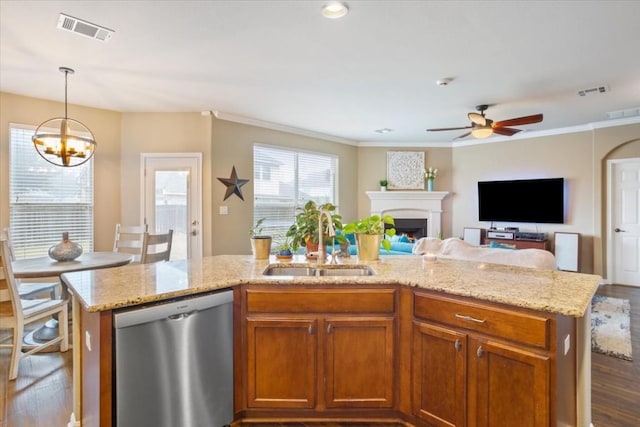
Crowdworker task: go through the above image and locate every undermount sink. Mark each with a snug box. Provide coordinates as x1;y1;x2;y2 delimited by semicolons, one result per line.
317;266;374;276
263;265;374;277
263;266;317;276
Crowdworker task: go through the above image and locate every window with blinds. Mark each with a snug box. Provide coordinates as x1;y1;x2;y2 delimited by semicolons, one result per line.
253;144;338;246
9;124;94;259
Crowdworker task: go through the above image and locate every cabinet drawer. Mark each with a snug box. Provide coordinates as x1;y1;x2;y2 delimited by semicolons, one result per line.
246;288;396;314
414;292;551;349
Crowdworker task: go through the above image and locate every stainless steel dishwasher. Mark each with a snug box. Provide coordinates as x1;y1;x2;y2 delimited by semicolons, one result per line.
114;290;234;427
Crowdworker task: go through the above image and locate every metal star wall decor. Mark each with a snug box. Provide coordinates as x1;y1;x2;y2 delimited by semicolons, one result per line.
217;166;249;201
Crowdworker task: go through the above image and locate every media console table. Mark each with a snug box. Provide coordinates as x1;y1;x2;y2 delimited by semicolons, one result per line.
483;236;550;250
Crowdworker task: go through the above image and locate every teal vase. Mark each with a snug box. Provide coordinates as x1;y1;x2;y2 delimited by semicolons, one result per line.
427;179;434;192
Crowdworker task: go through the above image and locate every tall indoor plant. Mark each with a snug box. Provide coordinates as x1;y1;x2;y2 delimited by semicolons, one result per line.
286;201;343;255
343;214;396;261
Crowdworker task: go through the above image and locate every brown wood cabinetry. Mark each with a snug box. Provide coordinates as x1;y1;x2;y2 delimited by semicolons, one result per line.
412;290;573;427
241;286;397;415
246;317;318;408
74;283;577;427
412;321;467;426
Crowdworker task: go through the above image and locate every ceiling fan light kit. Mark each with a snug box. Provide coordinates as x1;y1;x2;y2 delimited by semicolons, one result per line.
471;125;494;139
426;104;543;140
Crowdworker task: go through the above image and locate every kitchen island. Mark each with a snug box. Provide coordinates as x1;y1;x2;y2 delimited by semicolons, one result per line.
62;254;601;427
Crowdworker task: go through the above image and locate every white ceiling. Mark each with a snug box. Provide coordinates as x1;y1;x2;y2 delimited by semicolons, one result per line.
1;0;639;144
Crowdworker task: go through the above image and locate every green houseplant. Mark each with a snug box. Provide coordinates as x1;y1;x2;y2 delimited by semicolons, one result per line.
379;179;388;191
249;218;272;259
343;214;396;260
275;237;293;259
286;201;343;253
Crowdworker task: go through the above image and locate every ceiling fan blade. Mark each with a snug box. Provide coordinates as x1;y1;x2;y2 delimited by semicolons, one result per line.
494;114;543;128
426;125;472;132
468;112;486;126
492;127;522;136
454;131;472;140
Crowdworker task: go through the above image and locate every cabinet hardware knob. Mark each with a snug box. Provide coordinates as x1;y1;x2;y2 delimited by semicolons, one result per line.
477;346;484;358
308;325;313;335
455;313;486;324
454;339;462;352
327;324;333;334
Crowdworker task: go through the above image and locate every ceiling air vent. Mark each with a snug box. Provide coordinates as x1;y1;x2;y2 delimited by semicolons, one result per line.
607;107;640;120
57;13;114;42
577;85;608;97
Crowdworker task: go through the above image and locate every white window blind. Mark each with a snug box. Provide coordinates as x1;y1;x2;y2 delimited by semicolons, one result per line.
9;124;94;259
253;144;338;245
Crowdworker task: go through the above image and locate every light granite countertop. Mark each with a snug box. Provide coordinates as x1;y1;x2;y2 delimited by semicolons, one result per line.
61;254;601;317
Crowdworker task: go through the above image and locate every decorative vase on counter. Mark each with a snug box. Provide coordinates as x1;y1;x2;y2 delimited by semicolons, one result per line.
48;232;83;261
427;178;435;192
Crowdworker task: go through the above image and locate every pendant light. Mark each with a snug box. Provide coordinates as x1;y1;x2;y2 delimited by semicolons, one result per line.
32;67;96;167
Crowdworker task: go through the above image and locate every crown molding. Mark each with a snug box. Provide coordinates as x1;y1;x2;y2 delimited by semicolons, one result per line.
212;111;358;146
213;110;640;148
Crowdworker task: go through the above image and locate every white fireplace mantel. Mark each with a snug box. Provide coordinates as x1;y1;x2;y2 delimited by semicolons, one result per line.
366;191;450;238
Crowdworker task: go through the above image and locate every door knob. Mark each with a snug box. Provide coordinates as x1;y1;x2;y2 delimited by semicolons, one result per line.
614;228;626;233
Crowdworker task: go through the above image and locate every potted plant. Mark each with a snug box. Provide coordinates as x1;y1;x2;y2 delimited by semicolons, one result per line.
275;237;293;260
379;179;388;191
286;201;343;256
343;214;396;261
249;218;272;260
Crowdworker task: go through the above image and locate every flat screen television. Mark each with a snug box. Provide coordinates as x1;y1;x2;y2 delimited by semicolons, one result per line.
478;178;565;224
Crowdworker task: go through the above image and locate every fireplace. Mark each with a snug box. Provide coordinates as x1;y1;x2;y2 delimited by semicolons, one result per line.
390;218;428;242
367;190;449;239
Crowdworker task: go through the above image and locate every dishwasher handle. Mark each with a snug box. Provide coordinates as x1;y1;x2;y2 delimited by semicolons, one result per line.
114;290;233;329
168;310;198;320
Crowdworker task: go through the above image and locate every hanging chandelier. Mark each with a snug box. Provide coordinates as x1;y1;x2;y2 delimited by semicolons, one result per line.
32;67;96;167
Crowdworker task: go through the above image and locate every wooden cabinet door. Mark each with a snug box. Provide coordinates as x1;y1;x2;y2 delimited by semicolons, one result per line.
468;337;550;427
324;316;395;408
246;317;317;409
412;321;467;427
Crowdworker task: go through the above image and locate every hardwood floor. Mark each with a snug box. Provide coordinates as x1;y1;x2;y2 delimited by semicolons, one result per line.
2;285;638;427
590;284;640;427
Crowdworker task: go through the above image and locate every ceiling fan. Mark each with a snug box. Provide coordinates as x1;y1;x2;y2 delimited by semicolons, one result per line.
426;104;543;140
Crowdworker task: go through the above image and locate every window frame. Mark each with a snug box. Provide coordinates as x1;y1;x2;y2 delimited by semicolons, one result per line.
8;123;94;259
253;143;339;246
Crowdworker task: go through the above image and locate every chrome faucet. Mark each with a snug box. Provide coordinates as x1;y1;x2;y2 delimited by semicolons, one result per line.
317;209;336;264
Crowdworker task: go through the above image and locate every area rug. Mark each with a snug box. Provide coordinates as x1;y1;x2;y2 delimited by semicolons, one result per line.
591;295;633;361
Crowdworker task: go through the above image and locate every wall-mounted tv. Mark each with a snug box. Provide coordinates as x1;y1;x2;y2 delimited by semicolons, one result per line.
478;178;565;224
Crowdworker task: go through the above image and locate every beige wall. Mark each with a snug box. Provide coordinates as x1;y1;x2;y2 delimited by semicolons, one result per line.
0;92;122;251
356;147;453;236
592;124;640;276
2;91;639;276
355;124;640;276
210;117;358;255
451;133;596;272
120;112;212;255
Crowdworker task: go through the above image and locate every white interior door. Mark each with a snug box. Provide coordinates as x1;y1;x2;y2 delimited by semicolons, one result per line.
142;153;202;261
608;158;640;286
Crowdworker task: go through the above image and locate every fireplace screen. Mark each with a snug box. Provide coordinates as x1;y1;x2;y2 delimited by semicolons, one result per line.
389;218;428;242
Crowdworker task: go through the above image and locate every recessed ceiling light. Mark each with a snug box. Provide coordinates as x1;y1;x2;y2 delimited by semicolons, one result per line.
322;1;349;19
375;128;393;134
